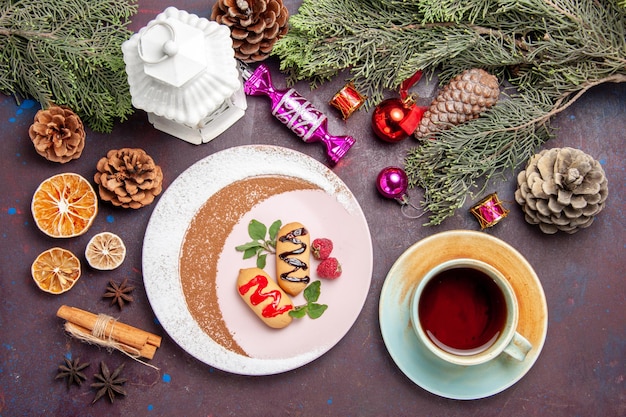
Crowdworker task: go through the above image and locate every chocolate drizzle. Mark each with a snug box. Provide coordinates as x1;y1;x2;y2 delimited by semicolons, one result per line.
278;227;311;284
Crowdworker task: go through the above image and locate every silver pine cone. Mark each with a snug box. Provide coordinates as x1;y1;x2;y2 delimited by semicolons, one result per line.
515;147;608;234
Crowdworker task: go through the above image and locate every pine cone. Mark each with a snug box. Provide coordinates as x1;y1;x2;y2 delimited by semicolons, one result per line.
515;147;608;234
28;105;85;163
211;0;289;63
94;148;163;209
414;68;500;139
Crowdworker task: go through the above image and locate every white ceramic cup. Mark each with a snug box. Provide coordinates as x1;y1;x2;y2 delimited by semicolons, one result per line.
410;258;532;366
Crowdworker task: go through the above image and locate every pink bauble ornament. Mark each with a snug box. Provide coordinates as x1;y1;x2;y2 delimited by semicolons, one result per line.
376;166;409;200
376;166;425;218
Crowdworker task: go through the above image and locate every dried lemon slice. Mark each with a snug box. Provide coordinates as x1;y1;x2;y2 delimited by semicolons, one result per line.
31;172;98;238
31;247;81;294
85;232;126;270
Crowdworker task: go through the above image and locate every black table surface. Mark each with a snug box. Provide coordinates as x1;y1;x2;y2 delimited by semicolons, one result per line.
1;1;624;416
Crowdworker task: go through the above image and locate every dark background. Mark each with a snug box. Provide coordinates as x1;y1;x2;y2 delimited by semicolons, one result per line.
1;1;624;416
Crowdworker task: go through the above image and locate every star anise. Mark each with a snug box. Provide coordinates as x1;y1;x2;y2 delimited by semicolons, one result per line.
55;357;89;389
103;278;135;309
91;361;127;403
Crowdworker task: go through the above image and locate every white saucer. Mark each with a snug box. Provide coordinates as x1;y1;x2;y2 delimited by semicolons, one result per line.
379;230;548;400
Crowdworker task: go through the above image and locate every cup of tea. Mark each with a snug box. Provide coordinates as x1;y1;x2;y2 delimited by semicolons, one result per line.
410;258;532;366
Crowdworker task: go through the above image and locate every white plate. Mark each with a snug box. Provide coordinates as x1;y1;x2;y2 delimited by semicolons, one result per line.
143;145;373;375
379;230;547;400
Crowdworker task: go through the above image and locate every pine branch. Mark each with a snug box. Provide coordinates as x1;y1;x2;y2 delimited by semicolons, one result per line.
408;73;626;226
0;0;137;133
273;0;626;224
405;90;554;225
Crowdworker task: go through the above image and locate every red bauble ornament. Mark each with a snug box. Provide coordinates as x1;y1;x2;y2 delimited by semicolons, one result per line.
372;99;426;142
371;70;428;143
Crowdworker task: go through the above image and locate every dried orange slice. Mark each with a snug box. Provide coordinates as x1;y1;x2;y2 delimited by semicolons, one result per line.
31;172;98;238
85;232;127;270
31;247;81;294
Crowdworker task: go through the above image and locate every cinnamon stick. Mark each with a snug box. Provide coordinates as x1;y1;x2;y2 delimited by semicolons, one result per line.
56;305;162;350
64;322;158;360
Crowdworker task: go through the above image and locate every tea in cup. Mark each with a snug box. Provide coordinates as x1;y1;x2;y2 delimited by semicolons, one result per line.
411;258;531;366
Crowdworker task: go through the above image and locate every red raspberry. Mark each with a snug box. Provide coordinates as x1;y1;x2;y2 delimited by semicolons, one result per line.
316;257;342;279
311;238;333;260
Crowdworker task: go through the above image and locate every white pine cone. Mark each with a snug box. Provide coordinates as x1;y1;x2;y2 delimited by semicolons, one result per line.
514;147;608;234
414;68;500;139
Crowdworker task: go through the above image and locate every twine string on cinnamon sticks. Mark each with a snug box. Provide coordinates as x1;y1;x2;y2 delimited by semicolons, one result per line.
57;305;162;369
92;313;113;340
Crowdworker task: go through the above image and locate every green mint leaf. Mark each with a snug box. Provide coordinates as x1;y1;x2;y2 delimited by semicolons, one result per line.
269;220;282;240
307;303;328;319
288;305;308;318
303;280;322;303
248;219;267;240
243;247;258;260
235;219;282;267
290;281;327;319
256;253;267;269
235;241;262;252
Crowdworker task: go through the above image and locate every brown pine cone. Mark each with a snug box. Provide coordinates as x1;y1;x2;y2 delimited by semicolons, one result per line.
414;68;500;139
515;147;609;234
29;105;85;163
94;148;163;209
211;0;289;63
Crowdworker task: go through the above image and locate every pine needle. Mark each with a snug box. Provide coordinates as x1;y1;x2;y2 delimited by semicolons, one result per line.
0;0;138;133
